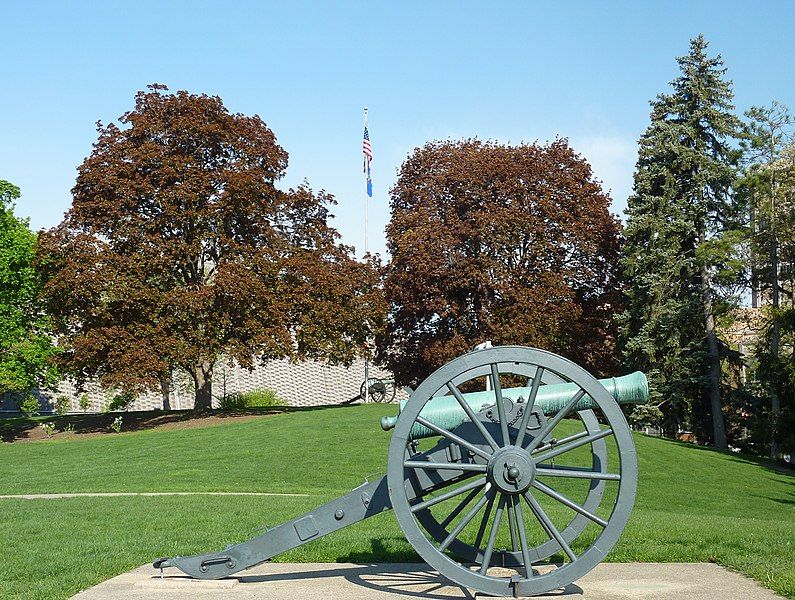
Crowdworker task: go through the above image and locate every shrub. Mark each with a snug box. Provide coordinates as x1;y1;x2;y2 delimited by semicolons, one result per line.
107;391;135;412
629;403;664;430
55;395;71;415
110;416;123;433
78;393;90;412
19;394;40;417
39;422;56;438
218;394;246;410
219;389;284;410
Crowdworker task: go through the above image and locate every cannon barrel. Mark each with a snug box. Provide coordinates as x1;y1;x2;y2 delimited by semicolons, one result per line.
380;371;648;439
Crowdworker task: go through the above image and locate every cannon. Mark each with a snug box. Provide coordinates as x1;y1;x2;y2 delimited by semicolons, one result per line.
360;376;397;403
154;346;648;597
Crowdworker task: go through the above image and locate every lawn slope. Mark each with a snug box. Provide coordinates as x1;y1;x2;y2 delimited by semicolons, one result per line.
0;404;792;599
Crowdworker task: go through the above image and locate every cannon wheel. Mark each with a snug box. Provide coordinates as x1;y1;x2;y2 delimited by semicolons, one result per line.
386;346;637;597
360;377;395;403
411;409;608;568
410;363;608;568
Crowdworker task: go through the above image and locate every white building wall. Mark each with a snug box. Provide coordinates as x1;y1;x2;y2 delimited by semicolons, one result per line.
1;357;405;413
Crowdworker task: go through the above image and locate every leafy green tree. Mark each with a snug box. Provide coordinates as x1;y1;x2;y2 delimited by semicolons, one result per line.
619;36;742;448
0;180;58;397
379;138;622;386
38;85;383;410
740;103;795;457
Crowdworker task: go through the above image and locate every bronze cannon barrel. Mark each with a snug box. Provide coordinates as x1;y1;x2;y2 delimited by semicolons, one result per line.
380;371;649;439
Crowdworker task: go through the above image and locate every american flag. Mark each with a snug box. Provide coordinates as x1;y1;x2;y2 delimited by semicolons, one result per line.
363;126;373;171
363;125;373;197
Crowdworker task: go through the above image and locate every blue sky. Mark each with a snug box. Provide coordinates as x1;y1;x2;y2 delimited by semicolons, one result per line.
3;1;794;258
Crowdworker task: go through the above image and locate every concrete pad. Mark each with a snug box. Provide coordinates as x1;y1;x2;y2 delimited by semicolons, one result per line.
72;562;785;599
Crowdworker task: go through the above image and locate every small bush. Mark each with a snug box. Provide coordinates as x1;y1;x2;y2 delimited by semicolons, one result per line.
107;391;135;412
78;394;90;412
19;394;40;417
218;395;246;410
629;403;663;429
55;395;71;415
110;416;123;433
39;422;56;438
219;389;284;410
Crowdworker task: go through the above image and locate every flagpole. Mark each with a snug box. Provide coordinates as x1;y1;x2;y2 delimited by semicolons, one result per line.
363;106;370;404
364;107;369;258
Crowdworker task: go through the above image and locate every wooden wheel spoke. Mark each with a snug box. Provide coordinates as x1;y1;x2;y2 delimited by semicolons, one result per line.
525;389;586;453
536;466;621;481
514;366;544;448
446;381;500;451
505;492;520;552
404;460;487;473
532;429;591;454
532;480;608;527
479;494;506;575
415;416;492;460
533;428;613;464
510;495;534;578
473;492;496;550
411;477;487;514
440;484;486;528
490;364;511;446
438;488;494;552
523;492;577;562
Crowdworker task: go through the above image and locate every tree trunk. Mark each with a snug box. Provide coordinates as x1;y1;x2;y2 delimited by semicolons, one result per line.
750;198;759;308
699;233;727;450
767;159;780;459
770;221;780;459
160;374;172;411
190;362;214;411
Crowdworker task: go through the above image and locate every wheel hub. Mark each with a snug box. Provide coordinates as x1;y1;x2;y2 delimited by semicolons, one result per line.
487;445;535;494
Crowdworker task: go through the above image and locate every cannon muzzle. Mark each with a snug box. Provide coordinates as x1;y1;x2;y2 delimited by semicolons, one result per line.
380;371;648;439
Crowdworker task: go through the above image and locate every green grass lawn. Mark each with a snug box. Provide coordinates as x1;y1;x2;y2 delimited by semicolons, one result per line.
0;403;793;599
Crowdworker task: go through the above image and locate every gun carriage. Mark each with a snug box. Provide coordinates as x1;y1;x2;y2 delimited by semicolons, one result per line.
360;376;396;403
155;346;648;597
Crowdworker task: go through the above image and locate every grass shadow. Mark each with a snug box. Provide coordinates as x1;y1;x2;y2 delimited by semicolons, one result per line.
764;490;795;506
0;401;371;443
337;537;420;563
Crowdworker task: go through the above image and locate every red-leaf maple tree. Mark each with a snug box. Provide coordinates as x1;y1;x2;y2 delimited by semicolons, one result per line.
38;85;383;410
378;139;622;386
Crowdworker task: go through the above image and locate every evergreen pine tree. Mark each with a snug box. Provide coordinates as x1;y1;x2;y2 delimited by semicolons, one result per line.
741;103;795;457
619;36;741;448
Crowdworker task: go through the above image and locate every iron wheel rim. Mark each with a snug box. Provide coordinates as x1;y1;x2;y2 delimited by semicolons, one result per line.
386;346;637;597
